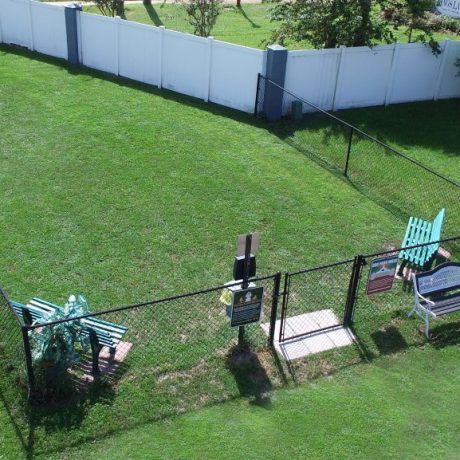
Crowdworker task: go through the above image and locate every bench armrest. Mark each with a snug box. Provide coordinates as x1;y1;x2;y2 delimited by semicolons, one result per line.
416;292;435;308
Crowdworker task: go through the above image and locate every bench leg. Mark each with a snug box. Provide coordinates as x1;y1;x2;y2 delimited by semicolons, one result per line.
397;260;407;277
89;330;102;376
424;313;430;339
109;347;116;363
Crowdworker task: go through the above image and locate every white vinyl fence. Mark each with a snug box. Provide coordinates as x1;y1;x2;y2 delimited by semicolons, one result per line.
1;0;459;115
282;41;460;115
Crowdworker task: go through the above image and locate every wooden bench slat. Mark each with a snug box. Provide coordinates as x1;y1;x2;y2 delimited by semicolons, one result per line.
399;209;445;270
413;220;431;265
13;297;127;358
415;222;432;266
81;318;127;336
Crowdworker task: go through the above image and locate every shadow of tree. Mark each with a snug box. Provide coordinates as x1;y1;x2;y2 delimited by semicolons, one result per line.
338;101;460;159
237;6;261;28
144;3;163;26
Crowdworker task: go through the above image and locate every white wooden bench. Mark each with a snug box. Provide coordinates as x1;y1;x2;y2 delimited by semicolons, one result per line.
410;262;460;338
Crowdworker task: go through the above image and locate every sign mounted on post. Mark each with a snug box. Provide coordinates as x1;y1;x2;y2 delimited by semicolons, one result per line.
436;1;460;18
230;286;264;327
366;255;399;295
237;232;260;257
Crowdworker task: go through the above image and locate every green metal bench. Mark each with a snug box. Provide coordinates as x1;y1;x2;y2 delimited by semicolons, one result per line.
11;297;128;375
399;208;445;271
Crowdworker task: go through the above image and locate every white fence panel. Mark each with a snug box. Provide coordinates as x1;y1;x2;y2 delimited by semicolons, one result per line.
162;30;209;100
30;1;67;59
388;44;440;104
80;12;117;75
210;41;265;113
437;41;460;99
282;49;341;114
334;45;394;109
118;20;161;86
0;0;31;48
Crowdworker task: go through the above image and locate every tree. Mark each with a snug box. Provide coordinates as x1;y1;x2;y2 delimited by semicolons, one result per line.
178;0;223;37
382;0;442;53
269;0;394;49
94;0;125;18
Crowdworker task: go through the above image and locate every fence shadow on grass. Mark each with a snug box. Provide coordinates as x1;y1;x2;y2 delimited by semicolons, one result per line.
0;44;265;131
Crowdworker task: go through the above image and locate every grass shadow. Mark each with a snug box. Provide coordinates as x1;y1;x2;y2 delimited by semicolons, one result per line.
226;344;273;408
0;44;266;131
237;6;261;28
371;325;408;355
338;100;460;158
144;3;163;26
430;319;460;348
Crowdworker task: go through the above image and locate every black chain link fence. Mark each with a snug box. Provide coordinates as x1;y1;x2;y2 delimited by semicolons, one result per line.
278;237;460;383
10;274;280;450
0;284;28;440
256;76;460;244
0;285;26;388
280;259;354;342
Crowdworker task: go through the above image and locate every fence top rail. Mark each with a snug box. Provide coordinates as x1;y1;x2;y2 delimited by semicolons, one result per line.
286;236;460;278
263;77;460;189
26;272;280;330
362;236;460;260
287;258;355;276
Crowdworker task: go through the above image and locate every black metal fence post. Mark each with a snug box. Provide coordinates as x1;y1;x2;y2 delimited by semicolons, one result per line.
278;273;290;343
343;255;365;326
21;325;35;399
344;127;354;177
268;272;281;347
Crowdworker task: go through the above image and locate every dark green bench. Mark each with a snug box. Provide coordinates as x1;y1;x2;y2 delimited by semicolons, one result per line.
399;208;445;272
11;297;128;375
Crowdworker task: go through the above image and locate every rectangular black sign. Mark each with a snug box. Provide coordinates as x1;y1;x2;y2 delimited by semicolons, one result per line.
230;287;264;327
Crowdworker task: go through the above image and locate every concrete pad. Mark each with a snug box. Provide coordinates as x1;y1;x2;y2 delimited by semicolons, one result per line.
302;332;336;354
77;341;133;383
316;309;341;328
276;338;310;361
261;311;355;361
284;312;321;336
326;327;356;347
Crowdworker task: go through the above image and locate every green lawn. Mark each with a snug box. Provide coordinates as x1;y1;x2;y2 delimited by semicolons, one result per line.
84;3;460;50
1;45;459;459
338;101;460;183
16;343;460;459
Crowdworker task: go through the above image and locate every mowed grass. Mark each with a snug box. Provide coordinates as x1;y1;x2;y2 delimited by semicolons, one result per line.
1;46;459;458
33;344;460;460
0;45;405;307
338;100;460;183
85;3;460;50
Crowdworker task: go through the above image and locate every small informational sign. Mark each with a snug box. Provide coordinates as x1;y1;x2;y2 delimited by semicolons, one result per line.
366;255;399;295
230;286;264;327
436;0;460;18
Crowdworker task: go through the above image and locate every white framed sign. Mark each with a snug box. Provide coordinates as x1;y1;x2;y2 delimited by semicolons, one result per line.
436;1;460;19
